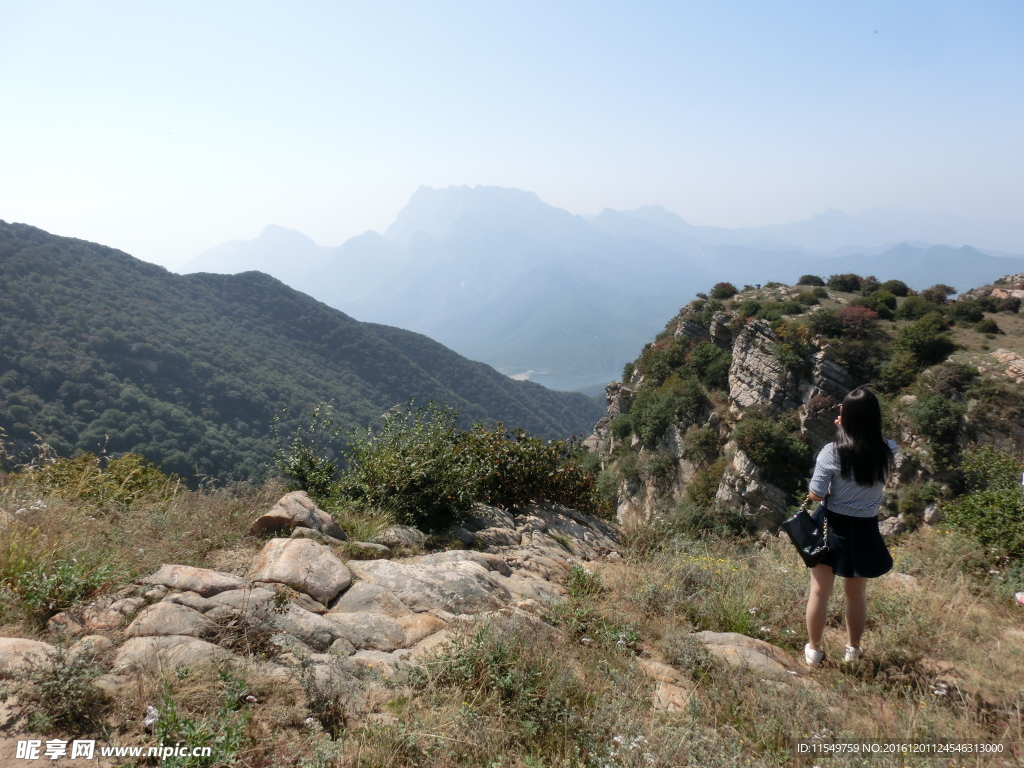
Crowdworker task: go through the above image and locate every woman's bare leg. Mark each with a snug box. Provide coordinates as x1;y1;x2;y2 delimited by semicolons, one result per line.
844;576;868;647
806;564;835;651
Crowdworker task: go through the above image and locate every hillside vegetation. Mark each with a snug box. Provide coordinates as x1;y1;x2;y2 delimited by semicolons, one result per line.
0;221;602;482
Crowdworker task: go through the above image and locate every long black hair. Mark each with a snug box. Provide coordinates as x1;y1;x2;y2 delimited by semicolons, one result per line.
836;386;893;486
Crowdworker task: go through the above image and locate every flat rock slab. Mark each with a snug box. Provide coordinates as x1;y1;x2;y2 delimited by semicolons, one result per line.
248;538;352;606
413;550;512;577
330;582;412;617
325;611;406;652
127;602;214;638
249;491;347;540
0;638;55;677
113;636;231;673
348;560;511;614
143;564;247;597
269;604;342;652
695;631;797;680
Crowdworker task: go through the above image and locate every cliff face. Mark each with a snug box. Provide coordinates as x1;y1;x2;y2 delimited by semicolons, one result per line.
586;278;1024;534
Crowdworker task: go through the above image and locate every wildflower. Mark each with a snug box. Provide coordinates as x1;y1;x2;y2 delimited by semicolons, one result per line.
748;607;759;614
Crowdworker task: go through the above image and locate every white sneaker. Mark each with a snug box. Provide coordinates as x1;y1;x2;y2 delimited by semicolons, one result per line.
804;643;824;667
843;646;863;662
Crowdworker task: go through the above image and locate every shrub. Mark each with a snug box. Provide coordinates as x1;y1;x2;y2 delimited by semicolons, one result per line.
930;363;977;397
823;338;890;383
806;309;843;338
681;425;719;467
609;413;633;440
827;273;863;293
894;295;934;321
998;297;1021;313
735;298;761;320
878;350;920;393
153;670;251;766
15;648;110;733
688;341;731;390
731;415;811;496
836;305;879;337
920;283;956;304
859;276;881;296
797;275;825;287
771;322;815;377
947;300;985;324
976;317;1002;334
908;392;964;466
271;403;344;503
880;279;910;297
710;282;738;299
686;457;727;507
795;291;819;306
813;286;829;298
943;445;1024;556
621;361;635;382
894;314;956;368
630;376;707;446
635;336;689;384
336;402;606;530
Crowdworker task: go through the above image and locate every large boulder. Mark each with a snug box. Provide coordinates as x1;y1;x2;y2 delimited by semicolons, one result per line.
126;602;214;638
325;612;406;652
142;565;247;597
248;538;353;606
269;604;344;652
347;560;511;614
113;636;231;673
248;491;347;540
0;638;55;677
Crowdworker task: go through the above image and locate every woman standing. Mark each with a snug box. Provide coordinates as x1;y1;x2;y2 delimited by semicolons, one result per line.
804;386;896;667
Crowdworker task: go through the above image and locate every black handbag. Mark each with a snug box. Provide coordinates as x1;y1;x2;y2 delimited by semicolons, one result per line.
782;499;830;567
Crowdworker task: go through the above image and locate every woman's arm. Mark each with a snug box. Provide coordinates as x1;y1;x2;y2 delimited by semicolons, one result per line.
808;492;824;502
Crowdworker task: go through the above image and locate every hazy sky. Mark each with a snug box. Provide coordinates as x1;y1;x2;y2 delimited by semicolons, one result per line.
2;1;1022;269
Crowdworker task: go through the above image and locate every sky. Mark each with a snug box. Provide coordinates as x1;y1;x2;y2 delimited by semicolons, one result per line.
1;1;1022;269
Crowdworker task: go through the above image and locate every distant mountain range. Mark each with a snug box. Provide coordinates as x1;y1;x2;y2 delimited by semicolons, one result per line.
185;187;1024;392
0;221;603;482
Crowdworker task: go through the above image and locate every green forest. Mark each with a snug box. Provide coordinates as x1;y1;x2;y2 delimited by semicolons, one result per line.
0;222;602;482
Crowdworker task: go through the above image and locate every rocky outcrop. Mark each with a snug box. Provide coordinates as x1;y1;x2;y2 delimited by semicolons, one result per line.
727;321;803;414
248;538;353;606
248;490;348;540
0;491;620;713
714;447;790;529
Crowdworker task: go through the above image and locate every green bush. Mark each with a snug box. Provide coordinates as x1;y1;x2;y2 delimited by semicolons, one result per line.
948;300;985;324
771;322;815;377
731;415;811;496
682;425;719;466
823;337;891;383
630;376;707;445
621;361;635;382
797;275;825;287
688;341;732;390
908;392;964;466
735;299;761;320
943;445;1024;557
806;309;843;338
827;273;863;293
336;402;607;530
687;457;727;507
921;284;957;304
894;295;934;321
15;648;109;733
710;282;738;299
878;350;920;393
880;280;910;297
609;412;633;439
796;291;820;306
271;404;343;504
976;317;1002;334
635;336;690;384
894;314;957;368
154;669;251;767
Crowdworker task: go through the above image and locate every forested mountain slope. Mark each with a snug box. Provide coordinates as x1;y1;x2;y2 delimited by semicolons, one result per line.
0;222;602;481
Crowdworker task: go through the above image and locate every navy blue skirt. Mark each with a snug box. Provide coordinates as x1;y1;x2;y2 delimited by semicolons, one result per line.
810;508;893;579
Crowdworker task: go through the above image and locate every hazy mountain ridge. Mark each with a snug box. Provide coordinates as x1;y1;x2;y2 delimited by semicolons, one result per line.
185;187;1024;391
0;221;602;482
